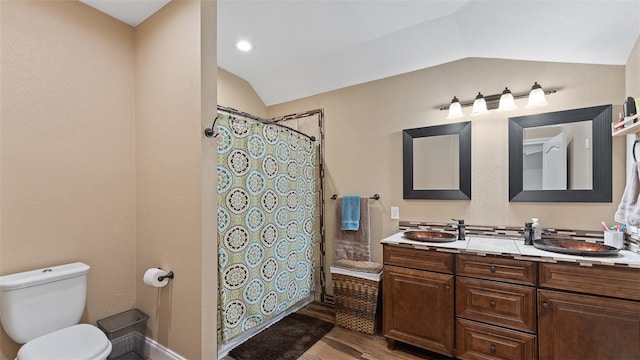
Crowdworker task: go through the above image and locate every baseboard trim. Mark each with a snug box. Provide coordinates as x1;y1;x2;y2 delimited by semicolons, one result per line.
144;337;186;360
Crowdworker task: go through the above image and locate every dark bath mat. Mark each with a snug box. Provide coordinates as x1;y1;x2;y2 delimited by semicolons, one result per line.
229;312;334;360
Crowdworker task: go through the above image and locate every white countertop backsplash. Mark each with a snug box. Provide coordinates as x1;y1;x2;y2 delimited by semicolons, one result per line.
381;231;640;268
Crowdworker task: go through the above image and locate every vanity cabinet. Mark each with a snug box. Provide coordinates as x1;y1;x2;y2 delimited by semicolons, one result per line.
455;254;537;360
383;245;455;356
382;244;640;360
537;262;640;360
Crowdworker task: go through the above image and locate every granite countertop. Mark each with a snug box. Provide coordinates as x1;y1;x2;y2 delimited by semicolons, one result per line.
381;231;640;268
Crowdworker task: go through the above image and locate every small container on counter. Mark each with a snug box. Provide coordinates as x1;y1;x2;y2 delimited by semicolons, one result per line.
604;231;624;249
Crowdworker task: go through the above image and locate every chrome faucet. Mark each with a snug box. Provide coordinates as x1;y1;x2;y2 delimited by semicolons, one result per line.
446;218;466;241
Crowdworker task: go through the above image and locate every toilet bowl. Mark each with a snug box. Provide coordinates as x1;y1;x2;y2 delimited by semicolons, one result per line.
17;324;112;360
0;263;112;360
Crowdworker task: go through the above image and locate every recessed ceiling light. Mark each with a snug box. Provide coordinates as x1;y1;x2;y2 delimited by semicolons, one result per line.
235;40;252;52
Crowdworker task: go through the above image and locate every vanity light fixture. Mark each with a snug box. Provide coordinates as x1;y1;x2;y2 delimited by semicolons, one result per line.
439;82;557;117
471;92;489;116
446;96;464;119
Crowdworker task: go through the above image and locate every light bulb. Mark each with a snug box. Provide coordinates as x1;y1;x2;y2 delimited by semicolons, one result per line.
497;87;517;112
235;40;252;52
447;96;464;119
526;82;549;108
471;92;489;116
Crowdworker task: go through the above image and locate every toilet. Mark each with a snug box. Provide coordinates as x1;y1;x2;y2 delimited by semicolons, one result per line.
0;262;112;360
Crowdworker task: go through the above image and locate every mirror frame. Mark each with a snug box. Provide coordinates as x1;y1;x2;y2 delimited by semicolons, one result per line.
508;104;612;202
403;121;471;200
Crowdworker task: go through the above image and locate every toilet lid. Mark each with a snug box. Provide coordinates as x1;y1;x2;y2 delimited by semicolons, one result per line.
18;324;112;360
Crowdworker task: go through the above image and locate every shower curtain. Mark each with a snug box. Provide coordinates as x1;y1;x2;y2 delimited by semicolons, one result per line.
216;113;318;343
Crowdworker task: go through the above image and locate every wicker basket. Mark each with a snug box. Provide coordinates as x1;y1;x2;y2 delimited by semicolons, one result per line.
331;271;382;335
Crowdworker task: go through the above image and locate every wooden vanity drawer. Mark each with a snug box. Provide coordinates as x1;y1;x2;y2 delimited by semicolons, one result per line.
456;254;537;285
456;318;537;360
456;277;536;333
539;262;640;301
383;244;454;274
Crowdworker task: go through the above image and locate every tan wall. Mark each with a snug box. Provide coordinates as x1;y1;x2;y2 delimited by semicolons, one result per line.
200;1;218;359
0;1;217;359
268;58;627;291
627;35;640;96
217;67;268;117
134;1;216;359
0;1;137;358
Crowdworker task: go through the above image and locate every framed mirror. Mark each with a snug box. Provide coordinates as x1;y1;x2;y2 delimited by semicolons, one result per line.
403;121;471;199
508;104;612;202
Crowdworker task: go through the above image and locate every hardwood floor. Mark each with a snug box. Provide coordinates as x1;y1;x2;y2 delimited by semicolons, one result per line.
225;302;453;360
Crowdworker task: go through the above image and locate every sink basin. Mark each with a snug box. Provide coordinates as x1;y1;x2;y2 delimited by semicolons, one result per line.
532;238;620;256
403;231;457;243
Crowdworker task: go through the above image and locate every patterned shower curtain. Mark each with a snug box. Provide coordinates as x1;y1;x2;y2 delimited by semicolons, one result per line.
216;113;318;343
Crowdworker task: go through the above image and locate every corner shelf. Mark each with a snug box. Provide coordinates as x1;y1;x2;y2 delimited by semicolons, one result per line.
612;114;640;136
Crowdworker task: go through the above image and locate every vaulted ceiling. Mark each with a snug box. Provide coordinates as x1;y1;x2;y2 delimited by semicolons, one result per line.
82;0;640;106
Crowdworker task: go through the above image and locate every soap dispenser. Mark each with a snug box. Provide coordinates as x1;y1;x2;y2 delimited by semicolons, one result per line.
532;218;542;241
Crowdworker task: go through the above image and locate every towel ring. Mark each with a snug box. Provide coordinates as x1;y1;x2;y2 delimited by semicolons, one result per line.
634;139;640;162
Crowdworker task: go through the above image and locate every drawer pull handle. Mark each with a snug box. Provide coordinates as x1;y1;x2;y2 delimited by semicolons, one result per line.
542;301;550;309
490;300;496;308
489;265;496;273
445;285;450;291
490;345;497;353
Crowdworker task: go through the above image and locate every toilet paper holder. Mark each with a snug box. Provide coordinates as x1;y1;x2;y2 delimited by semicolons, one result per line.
157;270;174;282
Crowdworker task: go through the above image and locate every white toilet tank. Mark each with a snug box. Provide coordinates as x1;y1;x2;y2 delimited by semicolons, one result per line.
0;262;90;344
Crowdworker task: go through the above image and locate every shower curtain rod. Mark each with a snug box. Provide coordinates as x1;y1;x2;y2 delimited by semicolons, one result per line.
204;105;316;141
271;109;324;123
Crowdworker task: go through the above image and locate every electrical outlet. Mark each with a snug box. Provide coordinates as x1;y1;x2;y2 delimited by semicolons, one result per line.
390;206;399;220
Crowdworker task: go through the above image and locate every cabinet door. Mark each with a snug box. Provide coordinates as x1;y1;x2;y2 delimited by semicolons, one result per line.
538;289;640;360
383;265;454;356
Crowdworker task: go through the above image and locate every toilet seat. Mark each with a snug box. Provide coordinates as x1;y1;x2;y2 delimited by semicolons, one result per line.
17;324;112;360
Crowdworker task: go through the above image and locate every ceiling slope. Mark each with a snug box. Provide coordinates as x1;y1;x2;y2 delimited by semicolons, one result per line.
218;0;640;106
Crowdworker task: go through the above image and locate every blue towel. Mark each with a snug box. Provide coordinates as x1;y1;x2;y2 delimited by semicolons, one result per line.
341;195;361;231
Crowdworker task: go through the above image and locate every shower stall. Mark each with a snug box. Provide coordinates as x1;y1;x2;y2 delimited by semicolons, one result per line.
210;106;325;356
